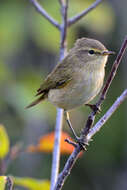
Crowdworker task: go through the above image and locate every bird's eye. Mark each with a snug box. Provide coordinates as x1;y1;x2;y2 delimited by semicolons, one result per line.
88;50;95;55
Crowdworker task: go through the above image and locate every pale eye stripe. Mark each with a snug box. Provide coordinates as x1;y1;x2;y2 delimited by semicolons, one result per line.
78;49;102;55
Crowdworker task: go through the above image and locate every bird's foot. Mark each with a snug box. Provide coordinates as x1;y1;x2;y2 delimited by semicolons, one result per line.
64;111;89;150
74;136;89;151
85;103;101;113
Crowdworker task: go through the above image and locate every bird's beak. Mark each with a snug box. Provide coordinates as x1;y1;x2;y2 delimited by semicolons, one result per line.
102;50;115;56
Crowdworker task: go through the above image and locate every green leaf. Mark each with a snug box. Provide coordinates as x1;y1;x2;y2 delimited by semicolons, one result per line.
0;176;7;190
0;125;10;159
13;177;50;190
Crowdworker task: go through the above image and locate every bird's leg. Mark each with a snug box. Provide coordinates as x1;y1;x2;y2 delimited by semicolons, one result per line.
85;103;101;113
64;111;88;150
64;111;79;140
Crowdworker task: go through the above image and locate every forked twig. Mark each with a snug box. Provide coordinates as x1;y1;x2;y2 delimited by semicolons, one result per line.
68;0;102;27
29;0;60;29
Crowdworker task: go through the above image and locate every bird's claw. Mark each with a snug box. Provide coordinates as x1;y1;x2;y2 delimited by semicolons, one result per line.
75;136;89;151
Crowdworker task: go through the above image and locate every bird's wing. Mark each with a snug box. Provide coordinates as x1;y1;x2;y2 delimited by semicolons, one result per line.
36;57;72;96
26;58;72;108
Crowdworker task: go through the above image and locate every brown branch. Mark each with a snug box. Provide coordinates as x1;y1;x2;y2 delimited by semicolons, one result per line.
29;0;60;29
82;35;127;137
54;37;127;190
54;144;83;190
68;0;102;27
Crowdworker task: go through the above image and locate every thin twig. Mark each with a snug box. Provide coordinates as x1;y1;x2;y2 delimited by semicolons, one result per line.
65;138;77;148
54;37;127;190
68;0;102;27
82;35;127;136
50;1;69;190
87;89;127;140
55;89;127;190
29;0;60;29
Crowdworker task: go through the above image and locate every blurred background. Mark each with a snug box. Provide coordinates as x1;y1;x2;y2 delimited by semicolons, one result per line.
0;0;127;189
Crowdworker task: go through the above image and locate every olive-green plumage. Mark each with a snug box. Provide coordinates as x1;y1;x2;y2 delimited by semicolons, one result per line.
26;38;114;110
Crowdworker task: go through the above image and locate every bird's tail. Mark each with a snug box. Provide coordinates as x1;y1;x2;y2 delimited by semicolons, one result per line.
26;94;46;109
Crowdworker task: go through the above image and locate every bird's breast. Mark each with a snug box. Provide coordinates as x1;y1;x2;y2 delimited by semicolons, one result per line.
48;68;105;110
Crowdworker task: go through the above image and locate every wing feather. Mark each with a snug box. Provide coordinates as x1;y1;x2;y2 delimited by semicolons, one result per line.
36;56;72;96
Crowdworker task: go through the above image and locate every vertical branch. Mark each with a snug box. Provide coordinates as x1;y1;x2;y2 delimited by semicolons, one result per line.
50;1;69;190
50;109;64;190
59;0;69;59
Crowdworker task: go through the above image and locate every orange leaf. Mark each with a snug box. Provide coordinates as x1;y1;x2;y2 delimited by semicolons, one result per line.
27;131;83;156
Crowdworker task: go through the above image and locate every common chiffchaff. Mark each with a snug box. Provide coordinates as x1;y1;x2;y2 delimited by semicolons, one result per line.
27;38;114;111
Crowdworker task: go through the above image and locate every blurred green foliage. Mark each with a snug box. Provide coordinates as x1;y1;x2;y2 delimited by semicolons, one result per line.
14;177;50;190
0;125;9;159
0;176;7;190
0;0;127;190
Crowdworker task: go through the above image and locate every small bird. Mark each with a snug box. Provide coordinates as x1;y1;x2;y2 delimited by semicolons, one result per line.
26;38;114;139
